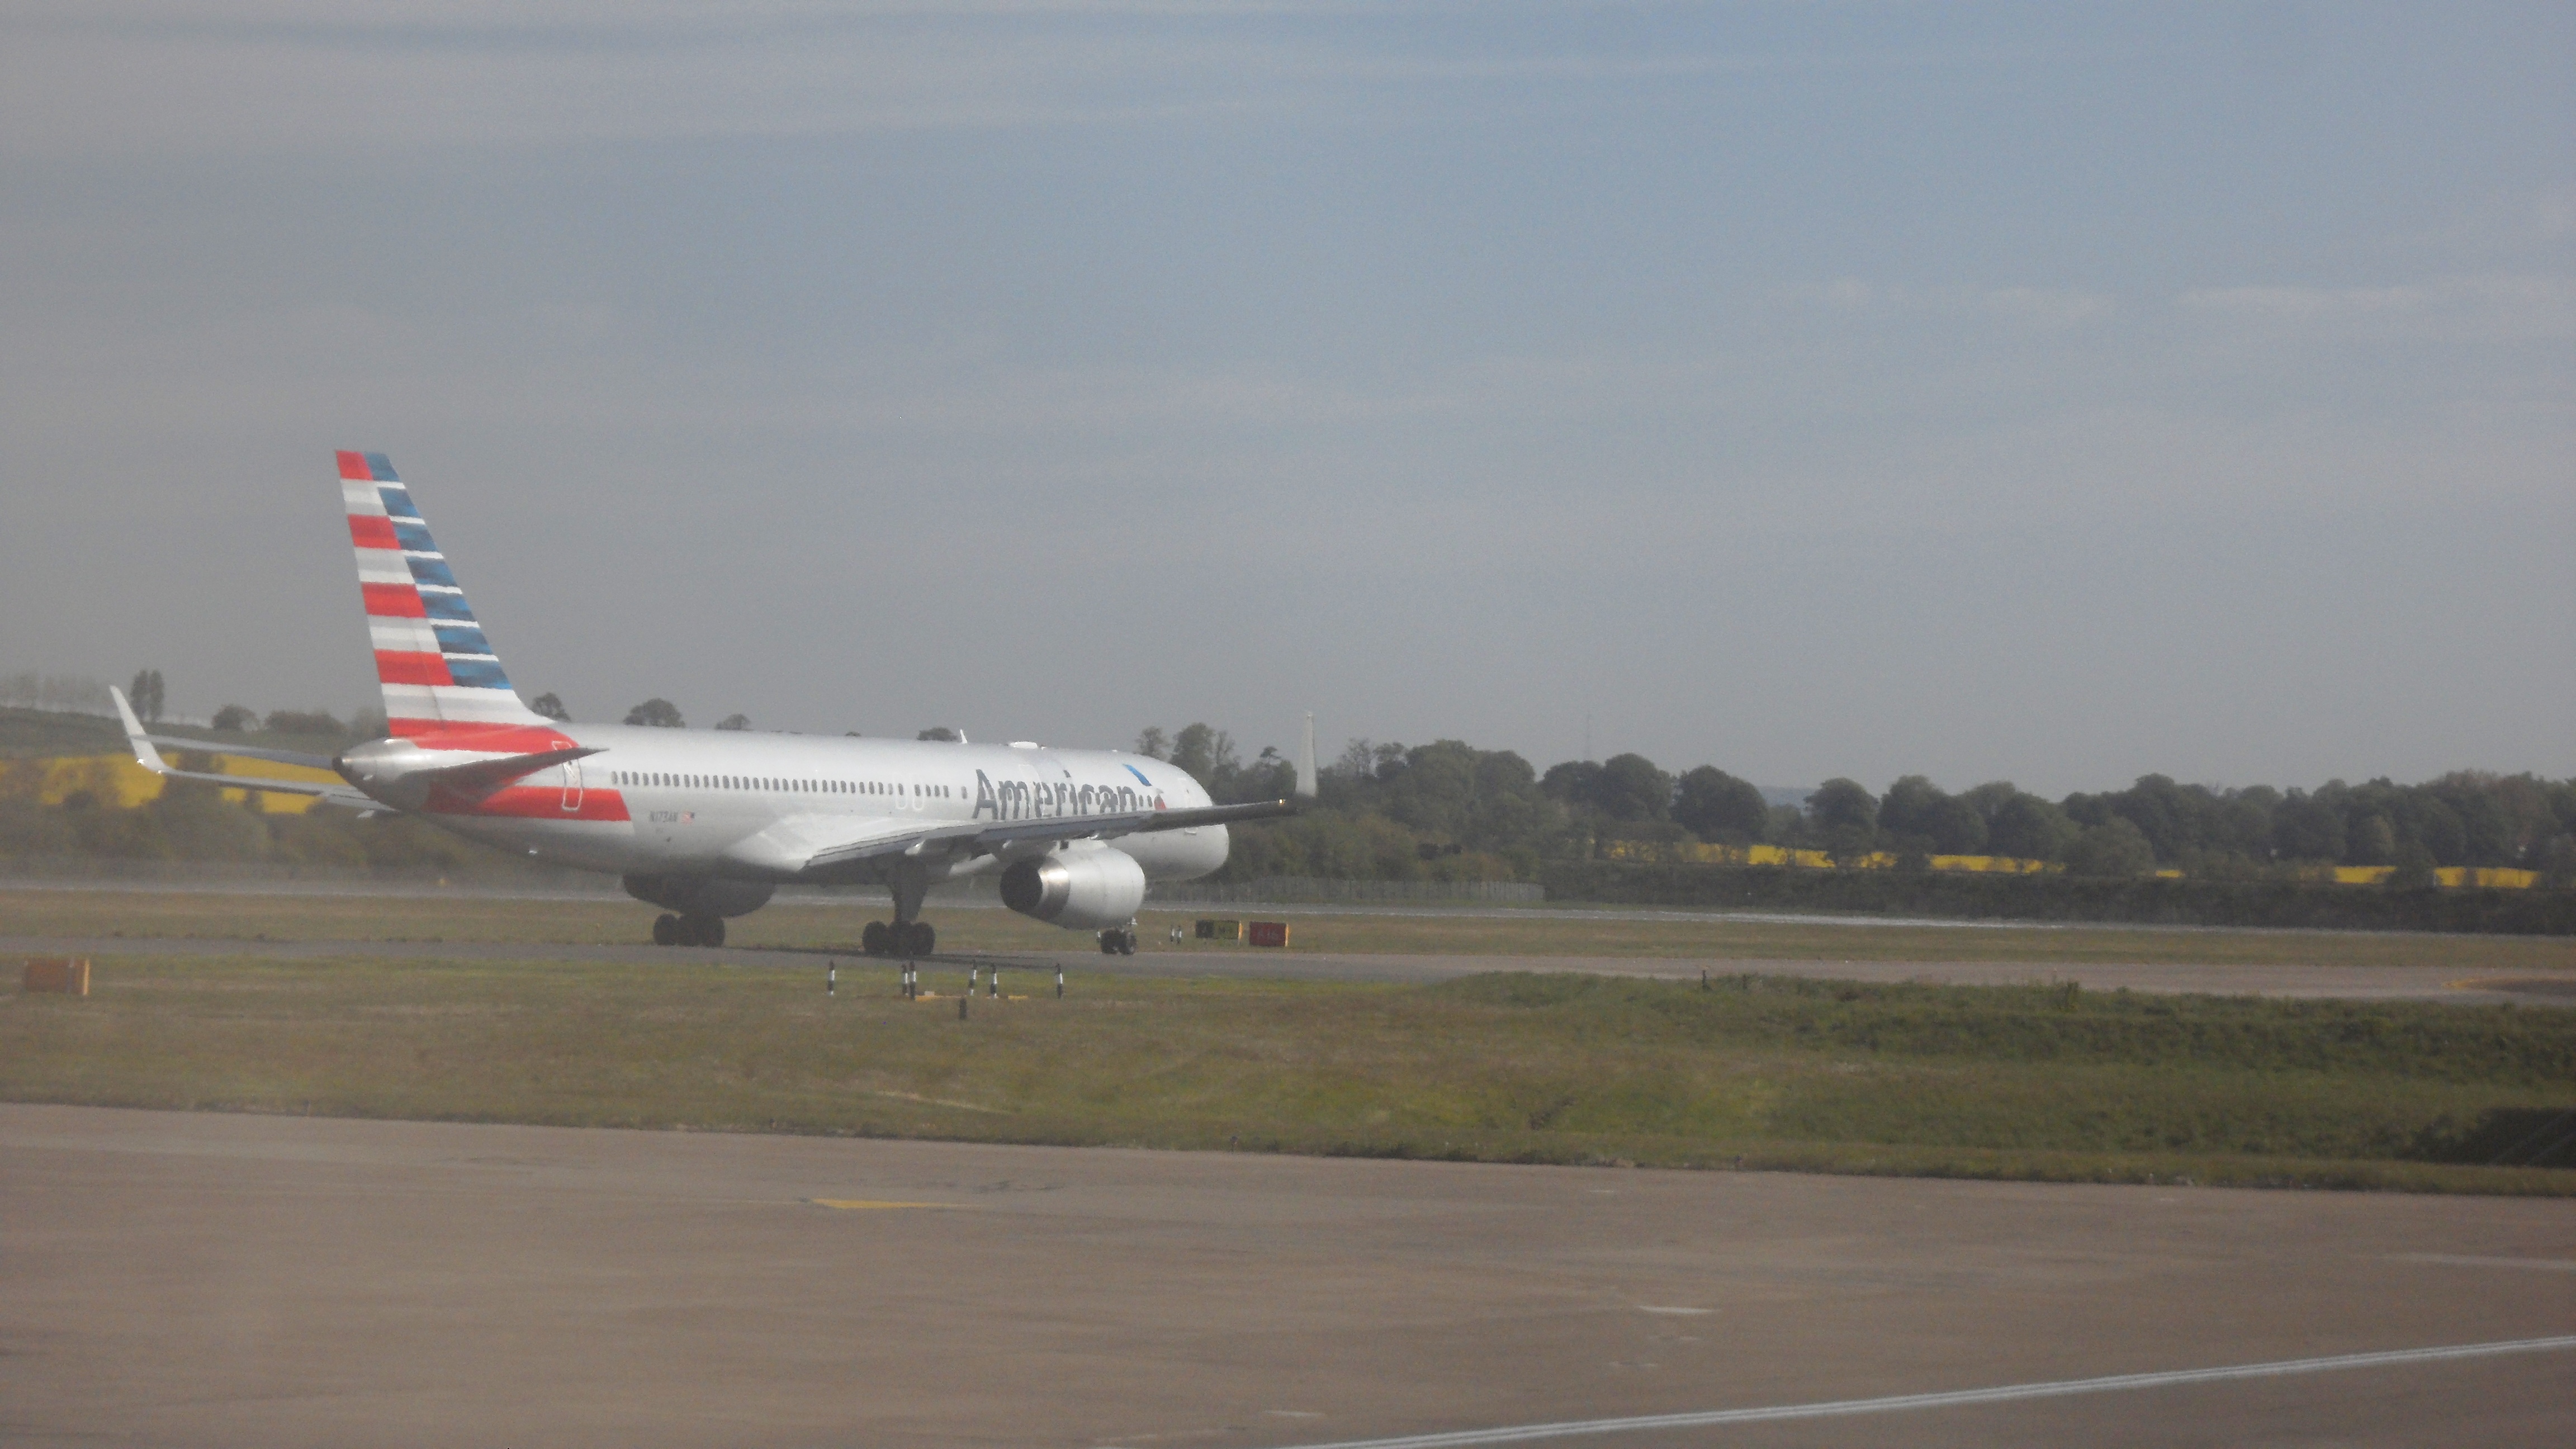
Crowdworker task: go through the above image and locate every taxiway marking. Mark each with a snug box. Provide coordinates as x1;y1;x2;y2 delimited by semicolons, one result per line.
2392;1253;2576;1273
1272;1336;2576;1448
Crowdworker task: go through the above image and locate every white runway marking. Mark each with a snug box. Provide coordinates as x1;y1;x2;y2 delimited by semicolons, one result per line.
1272;1336;2576;1448
2392;1253;2576;1273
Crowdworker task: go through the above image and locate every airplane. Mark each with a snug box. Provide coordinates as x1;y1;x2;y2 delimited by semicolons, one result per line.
112;449;1292;955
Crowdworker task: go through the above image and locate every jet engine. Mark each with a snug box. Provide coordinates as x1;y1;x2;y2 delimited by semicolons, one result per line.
622;874;776;918
998;847;1146;931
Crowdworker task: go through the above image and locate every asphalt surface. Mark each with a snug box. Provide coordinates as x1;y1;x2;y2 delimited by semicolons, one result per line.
4;1104;2570;1448
7;932;2573;1003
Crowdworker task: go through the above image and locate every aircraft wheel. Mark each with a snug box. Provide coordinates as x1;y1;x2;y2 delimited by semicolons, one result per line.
652;913;679;946
906;921;935;957
861;921;889;956
1118;929;1137;957
686;915;724;948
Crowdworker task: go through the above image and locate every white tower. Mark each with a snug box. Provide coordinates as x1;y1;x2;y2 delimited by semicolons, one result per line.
1295;711;1318;798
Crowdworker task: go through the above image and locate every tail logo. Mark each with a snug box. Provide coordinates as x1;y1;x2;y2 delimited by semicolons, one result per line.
339;451;547;737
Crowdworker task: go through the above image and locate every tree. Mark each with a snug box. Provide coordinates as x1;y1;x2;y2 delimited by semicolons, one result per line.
2346;814;2398;866
263;709;343;737
2064;817;2157;877
1225;746;1300;804
127;669;165;724
1876;775;1940;835
2270;790;2346;863
623;698;685;728
529;693;571;722
1592;754;1673;823
1805;778;1879;859
1986;792;2078;861
2384;839;2440;892
715;714;752;731
1134;727;1170;760
1167;723;1238;789
916;726;962;742
210;704;257;733
1673;766;1769;843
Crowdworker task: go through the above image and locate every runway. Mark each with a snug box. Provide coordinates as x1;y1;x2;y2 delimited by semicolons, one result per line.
5;932;2570;1002
3;1104;2569;1447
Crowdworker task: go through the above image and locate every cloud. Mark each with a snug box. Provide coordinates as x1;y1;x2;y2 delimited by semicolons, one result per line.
2179;273;2575;341
1772;279;2116;329
0;5;1324;155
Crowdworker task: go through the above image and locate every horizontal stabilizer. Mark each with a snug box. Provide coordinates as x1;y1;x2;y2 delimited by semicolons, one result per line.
112;686;377;809
138;735;339;771
404;745;602;798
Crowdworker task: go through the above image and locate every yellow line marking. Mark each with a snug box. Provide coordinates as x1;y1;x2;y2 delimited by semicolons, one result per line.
2449;976;2576;997
807;1199;954;1211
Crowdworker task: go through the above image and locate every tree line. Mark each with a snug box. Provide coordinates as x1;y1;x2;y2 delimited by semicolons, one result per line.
1131;724;2576;888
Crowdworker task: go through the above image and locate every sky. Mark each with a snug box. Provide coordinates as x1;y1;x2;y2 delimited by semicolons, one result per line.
3;1;2570;798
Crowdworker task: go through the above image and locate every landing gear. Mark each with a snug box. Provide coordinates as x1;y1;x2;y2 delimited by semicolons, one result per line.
863;860;936;958
652;913;724;946
862;920;934;957
1097;925;1137;956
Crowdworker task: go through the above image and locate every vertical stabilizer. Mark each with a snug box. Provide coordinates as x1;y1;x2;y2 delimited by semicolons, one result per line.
338;451;547;738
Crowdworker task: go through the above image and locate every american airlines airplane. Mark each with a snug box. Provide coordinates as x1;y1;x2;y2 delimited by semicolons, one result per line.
112;451;1292;955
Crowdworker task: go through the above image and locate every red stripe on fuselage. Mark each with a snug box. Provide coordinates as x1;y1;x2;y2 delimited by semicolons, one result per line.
337;450;372;480
386;721;577;753
349;515;400;549
362;583;427;617
375;651;452;686
425;784;630;822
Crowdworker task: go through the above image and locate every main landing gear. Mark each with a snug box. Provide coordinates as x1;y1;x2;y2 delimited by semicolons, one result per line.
861;920;935;957
652;913;725;948
1098;924;1138;956
861;860;935;959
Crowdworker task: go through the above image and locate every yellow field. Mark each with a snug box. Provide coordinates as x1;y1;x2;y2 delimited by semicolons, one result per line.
0;752;333;815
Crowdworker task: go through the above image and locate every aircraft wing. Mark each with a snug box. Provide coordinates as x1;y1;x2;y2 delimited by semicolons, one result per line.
112;686;379;809
741;798;1298;878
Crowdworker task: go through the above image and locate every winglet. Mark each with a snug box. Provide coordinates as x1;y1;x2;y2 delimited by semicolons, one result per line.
110;686;171;775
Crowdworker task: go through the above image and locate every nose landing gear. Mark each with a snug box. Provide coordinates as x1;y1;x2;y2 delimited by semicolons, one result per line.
1097;924;1137;956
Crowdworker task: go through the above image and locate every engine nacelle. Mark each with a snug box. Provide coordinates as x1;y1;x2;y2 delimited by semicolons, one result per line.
622;874;775;919
998;847;1146;931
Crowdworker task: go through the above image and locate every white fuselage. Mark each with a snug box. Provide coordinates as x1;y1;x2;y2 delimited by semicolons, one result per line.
402;727;1228;886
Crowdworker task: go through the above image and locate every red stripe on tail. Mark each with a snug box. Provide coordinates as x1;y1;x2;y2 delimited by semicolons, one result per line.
374;651;453;686
349;515;400;550
361;583;426;618
337;451;373;480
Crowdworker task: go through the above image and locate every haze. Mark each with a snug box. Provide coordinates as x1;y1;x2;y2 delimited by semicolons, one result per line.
3;2;2569;797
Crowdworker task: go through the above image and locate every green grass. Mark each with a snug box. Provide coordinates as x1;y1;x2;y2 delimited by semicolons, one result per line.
10;886;2576;973
5;954;2570;1195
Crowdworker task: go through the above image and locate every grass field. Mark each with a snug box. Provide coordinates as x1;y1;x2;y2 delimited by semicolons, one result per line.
6;951;2570;1195
8;886;2575;972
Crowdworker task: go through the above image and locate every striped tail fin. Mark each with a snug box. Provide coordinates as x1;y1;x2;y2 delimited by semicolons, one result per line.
339;451;548;738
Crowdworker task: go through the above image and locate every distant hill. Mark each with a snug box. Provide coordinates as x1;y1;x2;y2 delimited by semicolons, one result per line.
1759;785;1813;809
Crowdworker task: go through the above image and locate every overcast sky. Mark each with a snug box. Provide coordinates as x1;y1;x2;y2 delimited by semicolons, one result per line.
4;2;2569;797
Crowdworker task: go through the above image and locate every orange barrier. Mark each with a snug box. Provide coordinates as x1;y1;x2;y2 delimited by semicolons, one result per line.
23;958;89;996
